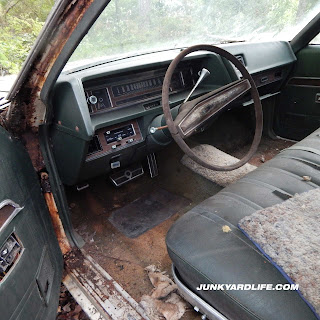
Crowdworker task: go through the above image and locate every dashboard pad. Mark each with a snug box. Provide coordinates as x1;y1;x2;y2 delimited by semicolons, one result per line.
50;41;296;185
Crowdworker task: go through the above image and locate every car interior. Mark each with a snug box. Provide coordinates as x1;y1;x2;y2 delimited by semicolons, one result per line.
41;4;320;320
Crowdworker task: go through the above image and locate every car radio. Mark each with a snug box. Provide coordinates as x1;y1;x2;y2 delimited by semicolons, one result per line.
86;120;143;161
104;124;135;144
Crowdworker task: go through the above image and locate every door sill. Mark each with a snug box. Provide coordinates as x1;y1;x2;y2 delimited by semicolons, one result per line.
63;249;149;320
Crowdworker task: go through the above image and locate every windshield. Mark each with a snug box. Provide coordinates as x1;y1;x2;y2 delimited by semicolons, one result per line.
66;0;320;69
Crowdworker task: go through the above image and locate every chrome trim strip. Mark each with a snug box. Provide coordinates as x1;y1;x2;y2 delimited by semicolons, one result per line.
85;139;143;163
0;199;23;233
172;265;229;320
106;87;114;108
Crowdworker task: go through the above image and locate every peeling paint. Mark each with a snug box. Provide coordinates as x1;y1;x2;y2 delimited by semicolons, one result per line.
41;172;72;255
64;249;149;320
4;0;95;169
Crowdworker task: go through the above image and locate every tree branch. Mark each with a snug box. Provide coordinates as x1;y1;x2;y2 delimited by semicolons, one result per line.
5;0;23;16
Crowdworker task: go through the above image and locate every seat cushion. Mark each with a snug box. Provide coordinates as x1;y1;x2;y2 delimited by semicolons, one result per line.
166;128;320;320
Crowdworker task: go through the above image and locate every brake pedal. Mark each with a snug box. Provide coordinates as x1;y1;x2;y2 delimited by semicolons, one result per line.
109;163;144;187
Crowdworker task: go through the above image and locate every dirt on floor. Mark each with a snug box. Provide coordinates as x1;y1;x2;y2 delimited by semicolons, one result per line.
57;284;89;320
63;109;295;320
233;136;294;167
190;108;295;166
65;143;221;320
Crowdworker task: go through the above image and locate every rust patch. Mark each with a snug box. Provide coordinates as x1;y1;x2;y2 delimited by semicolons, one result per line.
64;249;146;320
4;0;95;169
41;172;72;255
64;248;120;301
29;0;94;93
64;248;88;272
22;130;44;171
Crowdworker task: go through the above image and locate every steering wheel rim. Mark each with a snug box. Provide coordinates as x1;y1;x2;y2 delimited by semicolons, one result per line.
161;44;263;171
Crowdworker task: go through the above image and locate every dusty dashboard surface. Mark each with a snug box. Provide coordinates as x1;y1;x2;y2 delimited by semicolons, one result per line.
50;42;296;186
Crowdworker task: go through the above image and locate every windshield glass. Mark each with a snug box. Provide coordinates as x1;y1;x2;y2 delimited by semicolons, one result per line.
66;0;320;69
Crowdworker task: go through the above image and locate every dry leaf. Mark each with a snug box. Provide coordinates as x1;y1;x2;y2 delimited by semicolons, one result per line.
222;225;231;233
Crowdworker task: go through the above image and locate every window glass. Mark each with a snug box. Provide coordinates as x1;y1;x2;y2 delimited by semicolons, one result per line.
310;33;320;44
66;0;320;69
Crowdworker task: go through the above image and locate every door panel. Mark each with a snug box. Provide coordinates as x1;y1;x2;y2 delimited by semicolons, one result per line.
0;126;63;320
274;45;320;140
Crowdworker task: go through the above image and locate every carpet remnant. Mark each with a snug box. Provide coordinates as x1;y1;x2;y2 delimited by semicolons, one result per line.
109;188;190;238
140;265;188;320
181;144;256;187
238;188;320;317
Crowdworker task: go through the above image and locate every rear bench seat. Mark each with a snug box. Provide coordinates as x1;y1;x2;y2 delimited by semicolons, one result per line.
166;128;320;320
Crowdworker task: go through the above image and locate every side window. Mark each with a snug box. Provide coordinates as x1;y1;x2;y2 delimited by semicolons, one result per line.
310;33;320;44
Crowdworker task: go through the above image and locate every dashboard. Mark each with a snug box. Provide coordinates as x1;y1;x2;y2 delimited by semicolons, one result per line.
51;41;296;185
84;61;201;115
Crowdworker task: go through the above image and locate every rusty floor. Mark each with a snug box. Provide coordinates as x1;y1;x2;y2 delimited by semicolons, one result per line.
233;136;294;167
66;132;294;320
66;144;221;320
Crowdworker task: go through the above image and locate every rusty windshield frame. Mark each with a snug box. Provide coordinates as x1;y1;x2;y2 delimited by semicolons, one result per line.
7;0;110;105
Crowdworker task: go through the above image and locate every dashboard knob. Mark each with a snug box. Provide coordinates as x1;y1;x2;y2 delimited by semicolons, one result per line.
88;95;98;104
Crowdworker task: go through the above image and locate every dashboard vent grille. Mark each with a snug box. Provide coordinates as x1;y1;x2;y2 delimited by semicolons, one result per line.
87;135;102;156
235;55;245;66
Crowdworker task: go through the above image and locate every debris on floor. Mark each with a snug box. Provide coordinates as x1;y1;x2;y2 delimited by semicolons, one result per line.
232;137;295;167
57;283;89;320
140;265;189;320
222;225;232;233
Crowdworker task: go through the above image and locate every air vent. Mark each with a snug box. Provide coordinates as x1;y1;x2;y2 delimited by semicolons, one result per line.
87;135;102;155
235;55;245;66
0;234;22;281
274;70;283;79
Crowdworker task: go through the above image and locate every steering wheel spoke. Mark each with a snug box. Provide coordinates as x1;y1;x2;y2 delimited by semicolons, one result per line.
162;44;262;171
175;79;251;138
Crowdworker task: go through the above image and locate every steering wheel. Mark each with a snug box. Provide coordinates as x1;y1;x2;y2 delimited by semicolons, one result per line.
161;44;263;171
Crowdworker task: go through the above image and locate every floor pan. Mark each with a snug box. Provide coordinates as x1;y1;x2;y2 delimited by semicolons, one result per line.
65;110;296;319
109;188;190;238
66;144;221;319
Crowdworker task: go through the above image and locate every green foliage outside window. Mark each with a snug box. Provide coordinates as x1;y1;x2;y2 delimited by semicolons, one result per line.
69;0;320;66
0;0;320;74
0;0;54;75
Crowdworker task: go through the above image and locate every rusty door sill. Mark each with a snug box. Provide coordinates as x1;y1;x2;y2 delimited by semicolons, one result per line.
63;249;149;320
